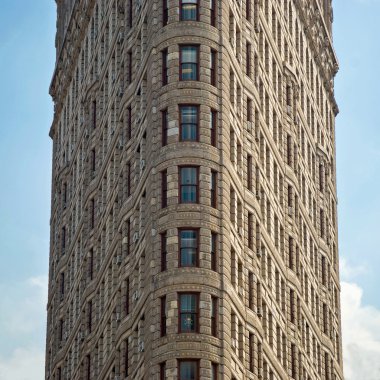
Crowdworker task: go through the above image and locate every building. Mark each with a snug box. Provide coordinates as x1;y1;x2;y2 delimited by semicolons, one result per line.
46;0;343;379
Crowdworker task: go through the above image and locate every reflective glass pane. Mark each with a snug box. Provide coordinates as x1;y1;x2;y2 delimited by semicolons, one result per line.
180;361;197;380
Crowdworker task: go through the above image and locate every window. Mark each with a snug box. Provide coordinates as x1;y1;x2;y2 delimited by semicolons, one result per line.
128;51;133;84
180;46;199;81
127;162;131;197
162;49;169;85
180;105;198;141
179;294;199;332
62;182;67;208
127;105;132;140
211;232;217;271
61;226;66;253
211;363;218;380
211;296;218;337
162;109;168;146
248;212;254;249
89;249;94;280
247;154;253;191
161;232;167;271
246;0;251;20
246;42;252;77
60;272;65;297
179;167;199;203
86;355;91;380
163;0;169;26
125;339;129;376
92;100;96;129
161;170;168;208
210;0;216;26
180;0;199;21
211;170;217;208
129;0;133;27
91;148;96;175
160;296;167;336
210;49;217;86
125;278;130;315
210;109;217;146
87;300;92;333
160;362;166;380
179;229;198;267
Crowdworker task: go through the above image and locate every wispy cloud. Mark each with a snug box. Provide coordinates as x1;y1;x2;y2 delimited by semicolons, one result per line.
341;261;380;380
0;275;47;379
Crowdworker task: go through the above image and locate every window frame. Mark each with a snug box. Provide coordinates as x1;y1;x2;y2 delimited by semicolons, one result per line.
211;296;218;337
178;228;199;267
211;170;217;208
211;232;217;271
161;232;167;271
163;0;169;26
179;166;199;204
178;293;200;333
161;169;168;208
162;48;169;85
210;0;216;26
160;295;167;337
179;0;199;21
162;109;168;146
210;109;217;146
210;49;217;86
179;45;200;81
179;104;199;142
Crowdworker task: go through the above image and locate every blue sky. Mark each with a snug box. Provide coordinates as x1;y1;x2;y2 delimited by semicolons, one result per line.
0;0;379;379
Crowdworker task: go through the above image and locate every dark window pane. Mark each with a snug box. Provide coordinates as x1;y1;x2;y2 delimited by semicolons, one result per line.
180;167;198;203
180;46;198;80
179;295;198;332
180;106;198;141
181;0;198;21
180;230;197;266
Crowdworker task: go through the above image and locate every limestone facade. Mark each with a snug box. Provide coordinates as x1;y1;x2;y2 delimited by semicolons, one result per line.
46;0;343;379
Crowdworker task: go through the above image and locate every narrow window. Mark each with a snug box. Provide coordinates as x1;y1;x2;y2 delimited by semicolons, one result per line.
211;296;218;337
91;148;96;175
125;278;130;315
247;154;253;191
161;169;168;208
179;229;198;267
211;363;218;380
162;49;169;85
160;296;167;336
92;100;96;129
248;212;254;249
179;294;199;332
161;232;167;271
211;232;217;271
127;105;132;140
246;0;251;20
180;105;198;141
162;109;168;146
60;272;65;297
129;0;133;27
125;339;129;376
246;42;252;77
179;167;199;203
62;182;67;208
210;49;217;86
210;109;217;146
180;0;199;21
128;51;133;84
90;199;95;229
87;300;92;333
210;0;216;26
211;170;217;208
86;355;91;380
61;226;66;253
127;162;131;197
180;46;199;81
89;249;94;280
163;0;169;26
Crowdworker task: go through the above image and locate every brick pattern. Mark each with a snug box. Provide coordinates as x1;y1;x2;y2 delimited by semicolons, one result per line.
46;0;343;379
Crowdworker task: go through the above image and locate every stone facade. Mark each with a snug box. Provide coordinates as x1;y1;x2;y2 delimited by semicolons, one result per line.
46;0;343;379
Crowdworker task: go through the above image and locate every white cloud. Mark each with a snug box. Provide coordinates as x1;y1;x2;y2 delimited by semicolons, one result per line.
0;347;45;380
0;275;47;380
341;275;380;379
